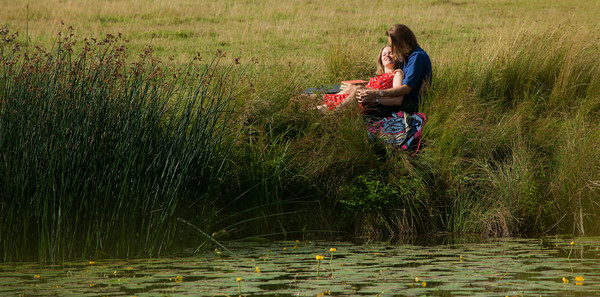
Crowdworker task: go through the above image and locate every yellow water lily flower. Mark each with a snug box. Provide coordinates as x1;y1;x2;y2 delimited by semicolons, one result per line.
575;276;584;282
256;267;261;273
562;277;569;284
316;255;324;261
89;261;94;265
237;277;243;295
175;275;183;282
34;275;40;279
570;241;575;245
414;277;420;282
422;282;427;287
330;248;337;252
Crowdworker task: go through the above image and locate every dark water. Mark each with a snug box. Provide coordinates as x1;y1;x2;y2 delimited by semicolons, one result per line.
1;236;599;296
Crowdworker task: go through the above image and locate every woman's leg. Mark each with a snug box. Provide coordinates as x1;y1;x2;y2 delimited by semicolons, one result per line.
335;85;358;109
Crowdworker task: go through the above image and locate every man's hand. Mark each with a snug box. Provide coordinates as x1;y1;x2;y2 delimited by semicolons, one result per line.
357;88;378;106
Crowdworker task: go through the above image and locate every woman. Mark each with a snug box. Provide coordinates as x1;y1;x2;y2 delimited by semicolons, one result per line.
317;45;403;111
357;24;432;115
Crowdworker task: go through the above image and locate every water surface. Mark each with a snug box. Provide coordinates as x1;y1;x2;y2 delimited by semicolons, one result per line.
1;236;598;296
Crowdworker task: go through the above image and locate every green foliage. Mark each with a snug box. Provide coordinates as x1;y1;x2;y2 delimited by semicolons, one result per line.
340;172;398;212
337;167;430;237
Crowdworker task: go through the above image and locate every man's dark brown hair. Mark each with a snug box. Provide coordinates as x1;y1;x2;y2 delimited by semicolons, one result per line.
386;24;419;61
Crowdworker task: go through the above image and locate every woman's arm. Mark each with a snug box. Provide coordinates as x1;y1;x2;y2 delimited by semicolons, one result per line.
392;70;403;88
359;84;412;102
359;71;408;107
365;95;403;106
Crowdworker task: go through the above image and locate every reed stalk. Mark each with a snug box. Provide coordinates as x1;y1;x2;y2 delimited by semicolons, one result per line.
0;29;241;262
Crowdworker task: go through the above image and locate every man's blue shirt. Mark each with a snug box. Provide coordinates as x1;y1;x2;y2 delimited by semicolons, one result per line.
401;47;432;112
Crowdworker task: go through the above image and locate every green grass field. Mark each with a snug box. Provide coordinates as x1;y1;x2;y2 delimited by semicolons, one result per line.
1;0;600;262
2;1;598;67
3;1;599;99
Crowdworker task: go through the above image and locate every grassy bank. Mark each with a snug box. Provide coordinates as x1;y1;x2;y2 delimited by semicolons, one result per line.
1;0;599;262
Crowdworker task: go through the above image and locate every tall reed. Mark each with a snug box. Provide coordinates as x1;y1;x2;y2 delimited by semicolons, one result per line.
0;29;241;263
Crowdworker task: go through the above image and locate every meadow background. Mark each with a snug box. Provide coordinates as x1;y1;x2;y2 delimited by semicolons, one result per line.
1;0;599;263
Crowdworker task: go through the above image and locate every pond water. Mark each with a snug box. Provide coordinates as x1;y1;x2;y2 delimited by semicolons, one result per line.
1;236;599;296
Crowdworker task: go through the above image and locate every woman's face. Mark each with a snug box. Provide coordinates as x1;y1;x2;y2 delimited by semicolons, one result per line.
381;46;395;69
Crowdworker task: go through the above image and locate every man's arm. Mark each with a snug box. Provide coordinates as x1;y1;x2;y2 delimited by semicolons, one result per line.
358;84;413;106
376;84;412;98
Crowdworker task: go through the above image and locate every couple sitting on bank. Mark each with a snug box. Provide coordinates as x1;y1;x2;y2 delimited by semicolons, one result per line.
314;24;432;150
319;24;432;118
